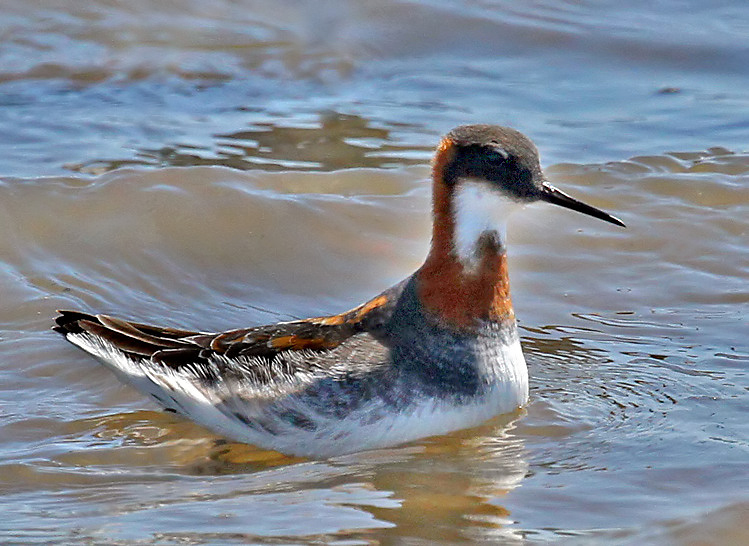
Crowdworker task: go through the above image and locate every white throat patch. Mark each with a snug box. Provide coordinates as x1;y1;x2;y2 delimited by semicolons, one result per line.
452;180;520;268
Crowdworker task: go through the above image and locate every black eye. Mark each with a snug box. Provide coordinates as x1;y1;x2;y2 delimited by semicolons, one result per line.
444;145;511;186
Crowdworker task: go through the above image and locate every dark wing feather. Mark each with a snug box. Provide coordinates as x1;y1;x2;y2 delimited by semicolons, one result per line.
53;279;406;373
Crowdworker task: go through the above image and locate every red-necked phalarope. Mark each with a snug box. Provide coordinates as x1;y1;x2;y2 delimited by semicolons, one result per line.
54;125;624;458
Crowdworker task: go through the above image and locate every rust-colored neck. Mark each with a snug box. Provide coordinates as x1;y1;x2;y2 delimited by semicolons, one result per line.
416;138;514;332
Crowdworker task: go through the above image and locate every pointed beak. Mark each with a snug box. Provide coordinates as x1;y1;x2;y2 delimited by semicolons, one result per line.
539;183;625;228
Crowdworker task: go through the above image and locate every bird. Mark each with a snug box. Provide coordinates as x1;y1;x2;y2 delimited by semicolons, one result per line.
54;124;625;458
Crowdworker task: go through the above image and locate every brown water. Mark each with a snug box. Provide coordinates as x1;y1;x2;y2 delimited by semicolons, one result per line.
1;1;748;544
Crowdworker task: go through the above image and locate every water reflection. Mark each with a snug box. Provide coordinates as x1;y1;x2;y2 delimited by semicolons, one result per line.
204;414;528;544
4;405;529;543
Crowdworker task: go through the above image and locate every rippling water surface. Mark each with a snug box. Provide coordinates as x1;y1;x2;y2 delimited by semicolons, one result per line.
1;1;747;544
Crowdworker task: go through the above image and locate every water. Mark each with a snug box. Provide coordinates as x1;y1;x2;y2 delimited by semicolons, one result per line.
1;0;747;543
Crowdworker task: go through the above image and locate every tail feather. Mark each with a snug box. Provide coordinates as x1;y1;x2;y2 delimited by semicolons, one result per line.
96;314;186;349
77;319;164;357
53;310;97;335
54;310;219;414
52;309;286;447
54;310;202;358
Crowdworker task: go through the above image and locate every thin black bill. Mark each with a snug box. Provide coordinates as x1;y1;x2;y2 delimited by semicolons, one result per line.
540;183;625;227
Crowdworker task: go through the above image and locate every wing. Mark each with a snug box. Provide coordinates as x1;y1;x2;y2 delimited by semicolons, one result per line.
53;279;407;387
